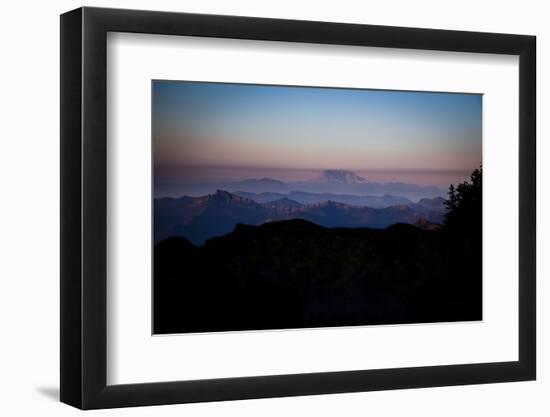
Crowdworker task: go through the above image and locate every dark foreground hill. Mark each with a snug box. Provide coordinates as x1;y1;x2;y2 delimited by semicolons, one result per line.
154;219;481;334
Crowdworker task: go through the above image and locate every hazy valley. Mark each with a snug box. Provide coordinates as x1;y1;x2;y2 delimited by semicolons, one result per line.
154;170;448;245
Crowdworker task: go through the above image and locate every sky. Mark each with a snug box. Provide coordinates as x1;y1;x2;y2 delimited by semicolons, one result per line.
153;80;482;185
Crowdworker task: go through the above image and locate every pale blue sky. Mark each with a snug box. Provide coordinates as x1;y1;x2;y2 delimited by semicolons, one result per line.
153;80;482;181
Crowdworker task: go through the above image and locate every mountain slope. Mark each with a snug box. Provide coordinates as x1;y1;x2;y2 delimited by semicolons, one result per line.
263;197;303;209
154;219;480;334
154;190;446;245
234;190;412;208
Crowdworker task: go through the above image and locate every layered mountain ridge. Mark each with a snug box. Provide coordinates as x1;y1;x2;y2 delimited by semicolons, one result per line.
157;170;448;201
155;189;446;245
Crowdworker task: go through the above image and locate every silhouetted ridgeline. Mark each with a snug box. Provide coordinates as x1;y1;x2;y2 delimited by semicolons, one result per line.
154;219;481;334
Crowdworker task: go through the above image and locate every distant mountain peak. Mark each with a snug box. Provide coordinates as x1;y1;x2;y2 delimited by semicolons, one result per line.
244;177;286;185
212;189;233;200
210;189;258;206
264;197;303;208
215;189;232;196
314;169;368;184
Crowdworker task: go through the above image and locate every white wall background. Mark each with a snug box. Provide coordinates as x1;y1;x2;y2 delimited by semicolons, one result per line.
0;0;545;415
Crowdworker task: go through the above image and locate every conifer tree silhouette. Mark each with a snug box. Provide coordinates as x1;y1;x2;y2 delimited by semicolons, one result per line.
444;165;482;237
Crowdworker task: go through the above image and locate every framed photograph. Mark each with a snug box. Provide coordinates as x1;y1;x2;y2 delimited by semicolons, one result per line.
60;7;536;409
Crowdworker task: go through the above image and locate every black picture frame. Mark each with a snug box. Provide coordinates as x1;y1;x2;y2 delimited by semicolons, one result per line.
60;6;536;410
